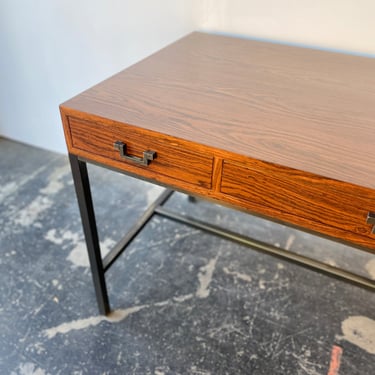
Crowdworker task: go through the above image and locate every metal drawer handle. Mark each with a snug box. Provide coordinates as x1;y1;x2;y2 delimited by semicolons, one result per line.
366;212;375;234
114;141;156;166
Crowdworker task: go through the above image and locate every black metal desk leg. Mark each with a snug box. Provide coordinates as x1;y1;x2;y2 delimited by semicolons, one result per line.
69;154;110;315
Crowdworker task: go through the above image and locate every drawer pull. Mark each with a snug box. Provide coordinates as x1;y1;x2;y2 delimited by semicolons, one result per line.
114;141;156;166
366;212;375;234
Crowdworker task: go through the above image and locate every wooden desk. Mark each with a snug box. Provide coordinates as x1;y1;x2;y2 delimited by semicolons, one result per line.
60;32;375;314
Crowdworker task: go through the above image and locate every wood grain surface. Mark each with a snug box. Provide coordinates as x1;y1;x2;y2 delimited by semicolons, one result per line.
61;32;375;189
68;116;214;189
60;32;375;252
220;158;375;249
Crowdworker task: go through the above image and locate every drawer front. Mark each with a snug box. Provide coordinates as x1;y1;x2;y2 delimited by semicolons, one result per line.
67;117;213;189
220;159;375;249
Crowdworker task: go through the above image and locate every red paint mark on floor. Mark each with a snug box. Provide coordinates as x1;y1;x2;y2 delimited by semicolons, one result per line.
327;345;343;375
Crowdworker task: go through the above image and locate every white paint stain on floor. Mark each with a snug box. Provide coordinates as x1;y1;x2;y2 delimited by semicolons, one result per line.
0;163;49;203
14;196;53;227
39;164;70;195
365;258;375;280
190;366;211;375
66;237;116;268
44;305;148;339
339;315;375;354
196;255;219;298
45;229;80;246
66;241;89;268
13;362;48;375
45;229;88;267
258;279;266;290
173;293;194;303
43;293;196;339
45;229;115;268
43;256;218;338
0;181;17;203
11;164;70;228
223;267;252;282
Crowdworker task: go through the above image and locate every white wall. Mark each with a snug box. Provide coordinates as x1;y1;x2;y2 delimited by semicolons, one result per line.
0;0;200;153
1;1;374;153
200;0;375;56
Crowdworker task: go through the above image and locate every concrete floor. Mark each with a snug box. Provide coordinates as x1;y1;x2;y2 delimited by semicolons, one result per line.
0;138;374;374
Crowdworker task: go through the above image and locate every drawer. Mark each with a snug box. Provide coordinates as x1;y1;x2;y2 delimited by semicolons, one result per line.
220;159;375;249
67;117;213;189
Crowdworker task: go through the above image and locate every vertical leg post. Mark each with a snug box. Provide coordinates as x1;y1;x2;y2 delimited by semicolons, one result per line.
69;154;110;315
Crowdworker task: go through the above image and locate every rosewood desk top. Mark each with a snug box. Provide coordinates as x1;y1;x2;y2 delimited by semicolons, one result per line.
61;32;375;252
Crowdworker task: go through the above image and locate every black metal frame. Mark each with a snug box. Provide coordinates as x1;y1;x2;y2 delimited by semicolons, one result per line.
69;154;375;315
